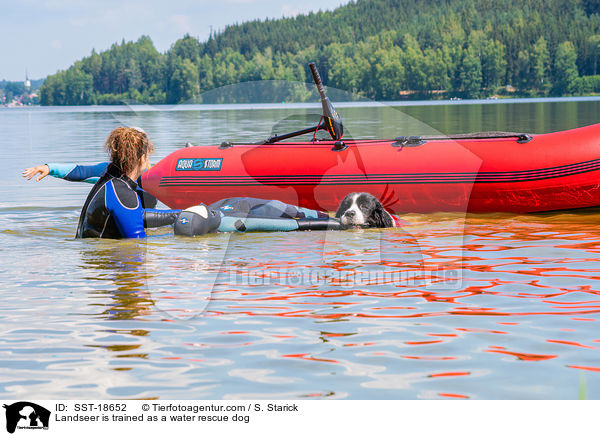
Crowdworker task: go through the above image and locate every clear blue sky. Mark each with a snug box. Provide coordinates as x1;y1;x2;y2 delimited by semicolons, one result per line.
1;0;350;82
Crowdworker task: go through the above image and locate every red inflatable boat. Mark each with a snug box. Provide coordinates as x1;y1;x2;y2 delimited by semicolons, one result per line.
141;64;600;214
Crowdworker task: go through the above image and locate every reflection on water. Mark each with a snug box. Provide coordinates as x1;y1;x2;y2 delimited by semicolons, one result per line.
80;242;154;320
1;101;600;399
3;207;598;399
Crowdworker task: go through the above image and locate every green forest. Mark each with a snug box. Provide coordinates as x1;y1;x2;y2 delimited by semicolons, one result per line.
40;0;600;105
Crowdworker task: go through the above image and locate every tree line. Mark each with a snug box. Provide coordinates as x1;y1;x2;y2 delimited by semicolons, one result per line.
40;0;600;105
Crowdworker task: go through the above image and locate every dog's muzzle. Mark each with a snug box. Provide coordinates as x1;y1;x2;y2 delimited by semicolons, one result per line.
341;210;364;226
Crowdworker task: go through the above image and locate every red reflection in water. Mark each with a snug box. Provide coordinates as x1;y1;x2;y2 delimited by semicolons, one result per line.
402;356;457;360
568;365;600;372
405;340;444;345
546;339;597;349
200;215;600;389
439;393;469;399
344;342;376;347
209;301;600;319
455;328;507;334
428;371;470;378
484;348;557;361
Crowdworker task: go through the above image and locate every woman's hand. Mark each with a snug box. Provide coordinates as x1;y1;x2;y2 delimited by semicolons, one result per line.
22;164;50;182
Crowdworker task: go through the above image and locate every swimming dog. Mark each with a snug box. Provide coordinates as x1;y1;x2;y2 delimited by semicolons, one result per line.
335;192;399;228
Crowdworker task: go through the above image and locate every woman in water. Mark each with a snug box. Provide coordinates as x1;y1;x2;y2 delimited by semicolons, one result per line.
25;127;180;239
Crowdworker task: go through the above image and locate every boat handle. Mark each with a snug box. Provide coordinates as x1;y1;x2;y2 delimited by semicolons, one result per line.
392;134;533;147
332;141;347;151
516;134;532;143
392;136;427;147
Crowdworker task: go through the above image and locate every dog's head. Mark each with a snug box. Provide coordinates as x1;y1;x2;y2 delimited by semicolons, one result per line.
335;192;394;228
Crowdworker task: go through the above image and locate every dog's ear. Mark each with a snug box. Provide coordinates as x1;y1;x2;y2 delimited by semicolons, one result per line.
367;202;393;228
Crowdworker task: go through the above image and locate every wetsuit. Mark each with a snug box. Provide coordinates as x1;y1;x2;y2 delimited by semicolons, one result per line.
209;197;403;232
210;197;342;232
47;162;157;208
175;197;344;236
76;163;180;239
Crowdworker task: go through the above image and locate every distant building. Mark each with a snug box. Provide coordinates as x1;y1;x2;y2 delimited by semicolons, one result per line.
25;71;31;90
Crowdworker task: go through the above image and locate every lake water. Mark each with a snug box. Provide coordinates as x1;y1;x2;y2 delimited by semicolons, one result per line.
2;97;600;400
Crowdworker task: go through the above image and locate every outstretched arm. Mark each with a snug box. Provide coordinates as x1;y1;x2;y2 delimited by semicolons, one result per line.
23;162;158;208
23;162;109;184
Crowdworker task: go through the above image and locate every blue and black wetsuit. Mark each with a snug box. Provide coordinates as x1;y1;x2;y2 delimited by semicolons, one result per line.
209;197;336;232
47;162;157;208
174;197;344;236
75;163;180;239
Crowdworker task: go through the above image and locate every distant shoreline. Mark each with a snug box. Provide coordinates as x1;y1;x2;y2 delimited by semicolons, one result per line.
4;96;600;112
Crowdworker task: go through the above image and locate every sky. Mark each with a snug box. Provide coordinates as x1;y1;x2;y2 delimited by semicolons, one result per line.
0;0;350;82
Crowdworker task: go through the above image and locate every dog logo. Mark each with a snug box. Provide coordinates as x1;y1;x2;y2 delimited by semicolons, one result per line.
3;402;50;434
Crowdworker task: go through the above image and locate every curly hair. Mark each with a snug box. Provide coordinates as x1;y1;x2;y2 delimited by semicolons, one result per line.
104;127;154;175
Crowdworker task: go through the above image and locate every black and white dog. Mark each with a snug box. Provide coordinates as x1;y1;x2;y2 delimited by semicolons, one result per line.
335;192;398;228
